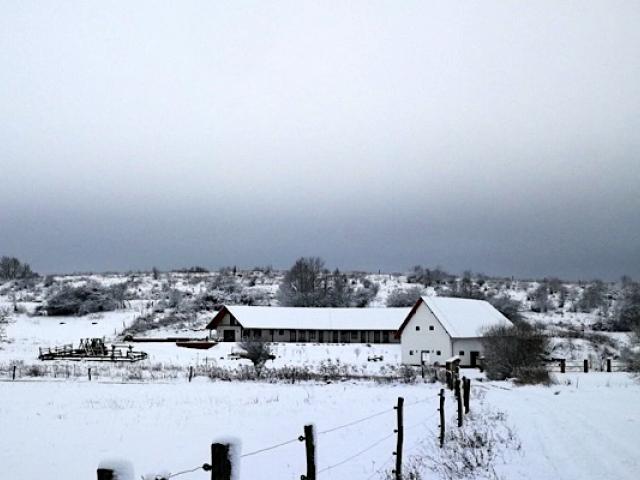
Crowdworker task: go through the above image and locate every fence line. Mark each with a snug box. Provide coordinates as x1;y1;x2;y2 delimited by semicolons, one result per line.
96;388;460;480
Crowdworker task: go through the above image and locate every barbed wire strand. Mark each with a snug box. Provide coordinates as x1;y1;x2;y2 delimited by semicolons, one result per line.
168;464;205;478
240;437;301;458
404;410;439;431
317;407;394;435
317;431;396;475
160;397;439;476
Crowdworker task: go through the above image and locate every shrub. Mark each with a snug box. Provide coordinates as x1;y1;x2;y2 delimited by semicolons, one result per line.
386;286;423;307
487;295;524;324
482;323;550;383
42;282;126;316
512;366;552;385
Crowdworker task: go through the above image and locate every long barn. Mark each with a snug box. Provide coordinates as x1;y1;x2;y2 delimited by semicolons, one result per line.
206;305;410;344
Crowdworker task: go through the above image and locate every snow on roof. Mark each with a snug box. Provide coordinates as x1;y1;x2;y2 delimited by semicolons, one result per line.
421;296;511;337
212;306;411;331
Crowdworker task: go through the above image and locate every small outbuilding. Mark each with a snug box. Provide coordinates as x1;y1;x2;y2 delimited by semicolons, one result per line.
206;305;410;344
397;296;512;367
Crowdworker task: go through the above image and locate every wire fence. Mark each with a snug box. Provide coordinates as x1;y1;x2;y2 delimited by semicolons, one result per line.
110;390;450;480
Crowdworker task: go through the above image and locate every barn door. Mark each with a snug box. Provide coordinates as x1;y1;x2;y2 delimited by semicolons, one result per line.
470;351;479;367
421;350;430;365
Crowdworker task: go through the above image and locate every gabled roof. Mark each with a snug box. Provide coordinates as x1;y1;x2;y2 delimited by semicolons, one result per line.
206;305;411;331
397;296;511;338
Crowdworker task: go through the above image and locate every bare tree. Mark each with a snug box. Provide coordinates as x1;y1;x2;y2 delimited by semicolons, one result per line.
278;257;327;306
0;256;35;280
238;341;274;376
577;280;608;313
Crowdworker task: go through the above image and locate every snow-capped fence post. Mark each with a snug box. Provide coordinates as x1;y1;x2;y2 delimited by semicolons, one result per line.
211;442;232;480
607;358;612;372
393;397;404;480
583;359;589;373
97;459;134;480
463;376;470;414
445;361;453;390
455;379;463;427
438;388;445;448
301;424;316;480
97;468;114;480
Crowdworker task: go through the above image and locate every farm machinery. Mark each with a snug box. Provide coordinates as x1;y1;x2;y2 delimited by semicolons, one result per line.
38;337;148;362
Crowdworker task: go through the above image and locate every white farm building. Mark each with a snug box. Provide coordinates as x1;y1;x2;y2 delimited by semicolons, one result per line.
397;296;512;367
206;305;410;344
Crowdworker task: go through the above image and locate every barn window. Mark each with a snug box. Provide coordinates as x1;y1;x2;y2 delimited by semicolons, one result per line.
253;330;261;339
351;331;358;339
229;317;237;326
436;350;441;355
459;350;465;356
415;326;420;331
309;330;316;340
279;329;284;335
429;325;434;331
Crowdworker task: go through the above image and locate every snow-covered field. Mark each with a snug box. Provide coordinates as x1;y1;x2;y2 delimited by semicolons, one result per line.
0;380;437;480
1;372;638;480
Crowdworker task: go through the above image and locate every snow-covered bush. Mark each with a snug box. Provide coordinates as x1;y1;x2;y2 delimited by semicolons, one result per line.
41;282;126;316
396;403;521;480
482;323;550;384
386;286;423;307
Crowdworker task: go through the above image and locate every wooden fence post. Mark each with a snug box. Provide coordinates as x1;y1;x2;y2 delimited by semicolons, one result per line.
445;361;453;390
211;443;232;480
97;468;114;480
455;379;463;427
88;367;92;382
607;358;612;373
438;388;445;448
189;366;194;382
560;359;566;374
463;377;470;414
394;397;404;480
301;424;316;480
12;365;17;381
583;359;589;373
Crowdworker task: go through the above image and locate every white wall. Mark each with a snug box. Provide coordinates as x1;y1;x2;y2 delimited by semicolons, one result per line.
451;338;485;367
216;312;241;341
400;302;453;366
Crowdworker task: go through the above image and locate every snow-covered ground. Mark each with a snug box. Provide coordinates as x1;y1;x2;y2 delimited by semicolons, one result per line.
487;373;640;480
0;380;438;480
0;372;638;480
1;311;138;362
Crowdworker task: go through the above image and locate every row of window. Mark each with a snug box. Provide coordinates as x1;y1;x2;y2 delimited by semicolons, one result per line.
409;350;466;356
240;329;393;342
415;325;435;331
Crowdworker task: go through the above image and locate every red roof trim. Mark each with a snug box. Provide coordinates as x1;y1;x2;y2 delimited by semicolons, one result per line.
395;297;425;338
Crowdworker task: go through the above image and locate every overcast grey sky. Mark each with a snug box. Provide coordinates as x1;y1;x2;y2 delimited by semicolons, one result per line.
1;1;639;279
